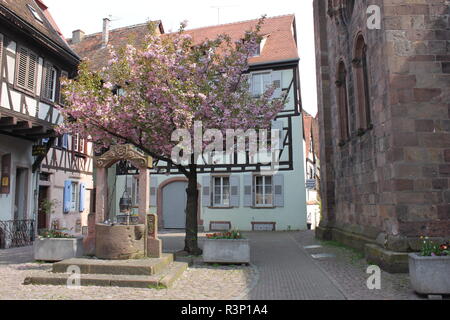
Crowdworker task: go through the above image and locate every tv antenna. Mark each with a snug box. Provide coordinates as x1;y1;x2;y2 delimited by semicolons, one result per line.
210;5;238;24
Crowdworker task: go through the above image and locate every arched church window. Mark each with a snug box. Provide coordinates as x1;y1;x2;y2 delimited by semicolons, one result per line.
353;34;372;131
336;61;350;142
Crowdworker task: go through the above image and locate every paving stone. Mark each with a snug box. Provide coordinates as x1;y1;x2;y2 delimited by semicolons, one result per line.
311;253;336;259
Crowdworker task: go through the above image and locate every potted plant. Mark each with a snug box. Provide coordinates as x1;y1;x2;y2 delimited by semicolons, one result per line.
409;237;450;297
34;229;84;262
203;230;250;264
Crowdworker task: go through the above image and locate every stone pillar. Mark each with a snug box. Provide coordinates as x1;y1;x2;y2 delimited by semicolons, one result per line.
83;213;96;256
146;214;161;258
95;167;108;223
138;168;150;224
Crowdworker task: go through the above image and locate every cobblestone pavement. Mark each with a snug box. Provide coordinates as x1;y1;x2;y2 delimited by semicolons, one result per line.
246;232;345;300
290;231;422;300
0;232;255;300
0;231;424;300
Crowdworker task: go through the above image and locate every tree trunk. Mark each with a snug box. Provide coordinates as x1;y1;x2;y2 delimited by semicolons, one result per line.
184;172;202;255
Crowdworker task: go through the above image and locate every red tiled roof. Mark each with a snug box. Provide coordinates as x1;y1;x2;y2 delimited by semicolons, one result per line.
70;15;298;71
69;21;164;71
182;14;299;65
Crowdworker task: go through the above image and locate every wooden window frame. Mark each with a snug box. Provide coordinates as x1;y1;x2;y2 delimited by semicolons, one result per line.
70;181;79;213
41;61;59;103
254;175;274;208
212;175;231;208
251;71;272;97
14;45;38;95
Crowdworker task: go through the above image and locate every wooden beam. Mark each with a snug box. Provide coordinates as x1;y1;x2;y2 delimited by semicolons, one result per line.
0;120;32;130
13;125;45;135
0;116;18;126
26;131;57;139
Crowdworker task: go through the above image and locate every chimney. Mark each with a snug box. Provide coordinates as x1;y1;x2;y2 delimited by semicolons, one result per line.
102;17;110;48
71;29;85;44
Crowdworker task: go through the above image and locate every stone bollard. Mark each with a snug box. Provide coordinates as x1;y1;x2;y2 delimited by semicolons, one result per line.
146;214;162;258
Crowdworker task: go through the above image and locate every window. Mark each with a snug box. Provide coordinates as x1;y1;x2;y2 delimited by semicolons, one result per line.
336;61;350;142
354;35;372;131
72;134;79;152
42;62;58;102
15;46;38;93
251;72;272;97
79;137;85;154
213;176;230;207
254;175;273;207
27;4;44;23
70;181;78;212
72;134;86;154
57;134;68;149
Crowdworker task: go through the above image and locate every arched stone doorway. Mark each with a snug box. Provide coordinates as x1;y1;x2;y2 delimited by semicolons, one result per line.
157;177;203;230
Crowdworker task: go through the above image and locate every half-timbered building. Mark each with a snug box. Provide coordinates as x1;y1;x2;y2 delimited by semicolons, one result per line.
0;0;91;248
71;15;307;232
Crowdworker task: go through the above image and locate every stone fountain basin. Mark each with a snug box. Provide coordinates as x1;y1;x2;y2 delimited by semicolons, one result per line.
95;223;145;260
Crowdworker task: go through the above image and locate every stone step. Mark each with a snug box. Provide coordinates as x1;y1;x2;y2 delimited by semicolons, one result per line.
24;261;188;289
52;253;174;276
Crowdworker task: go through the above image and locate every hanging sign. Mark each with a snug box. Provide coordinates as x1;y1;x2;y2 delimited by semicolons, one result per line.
1;154;11;194
32;145;48;157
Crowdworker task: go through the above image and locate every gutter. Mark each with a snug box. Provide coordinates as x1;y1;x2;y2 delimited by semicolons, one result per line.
249;58;300;70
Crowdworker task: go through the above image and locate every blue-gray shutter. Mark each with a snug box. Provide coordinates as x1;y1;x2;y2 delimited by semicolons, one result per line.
63;180;72;213
272;120;284;151
271;71;282;99
79;182;86;212
62;134;68;149
243;174;253;207
230;175;240;207
274;174;285;207
150;176;158;207
202;175;211;207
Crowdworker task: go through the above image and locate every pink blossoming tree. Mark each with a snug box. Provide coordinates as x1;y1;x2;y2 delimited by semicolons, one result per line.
57;18;284;255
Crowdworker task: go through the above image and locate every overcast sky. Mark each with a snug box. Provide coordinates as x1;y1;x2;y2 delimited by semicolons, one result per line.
44;0;318;116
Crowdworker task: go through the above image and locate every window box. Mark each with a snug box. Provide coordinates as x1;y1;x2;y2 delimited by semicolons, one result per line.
409;253;450;296
34;237;84;262
203;238;250;264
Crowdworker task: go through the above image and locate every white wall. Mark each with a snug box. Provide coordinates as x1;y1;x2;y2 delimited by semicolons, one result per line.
0;135;34;221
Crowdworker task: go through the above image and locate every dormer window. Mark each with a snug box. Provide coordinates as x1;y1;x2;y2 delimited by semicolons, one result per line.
27;5;44;23
252;36;268;57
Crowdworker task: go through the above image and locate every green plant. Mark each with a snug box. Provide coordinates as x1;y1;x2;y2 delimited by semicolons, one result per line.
420;237;450;257
206;230;243;240
39;199;59;215
39;229;74;239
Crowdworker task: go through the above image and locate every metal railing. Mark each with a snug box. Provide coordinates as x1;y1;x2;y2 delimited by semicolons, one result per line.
0;220;35;249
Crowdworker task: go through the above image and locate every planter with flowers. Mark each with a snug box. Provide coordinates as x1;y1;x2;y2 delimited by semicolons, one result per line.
203;231;250;264
409;237;450;296
34;229;84;262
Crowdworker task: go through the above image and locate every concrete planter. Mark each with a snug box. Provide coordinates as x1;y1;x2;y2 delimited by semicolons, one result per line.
409;253;450;295
34;237;84;262
203;239;250;264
